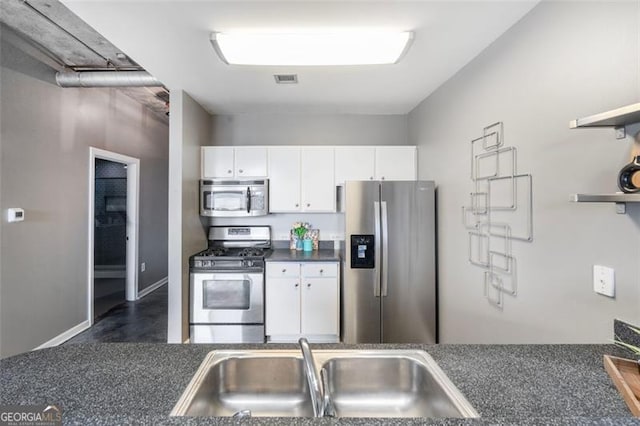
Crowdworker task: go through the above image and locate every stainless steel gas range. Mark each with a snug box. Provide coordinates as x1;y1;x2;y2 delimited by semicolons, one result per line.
189;226;271;343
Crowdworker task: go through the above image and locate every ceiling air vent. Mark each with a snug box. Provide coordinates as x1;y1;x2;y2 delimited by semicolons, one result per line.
274;74;298;84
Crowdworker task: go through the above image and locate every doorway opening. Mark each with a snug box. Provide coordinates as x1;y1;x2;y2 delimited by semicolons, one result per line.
88;148;139;324
94;158;127;317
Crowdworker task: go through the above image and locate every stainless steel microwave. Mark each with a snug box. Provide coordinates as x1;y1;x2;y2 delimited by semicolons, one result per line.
200;180;269;217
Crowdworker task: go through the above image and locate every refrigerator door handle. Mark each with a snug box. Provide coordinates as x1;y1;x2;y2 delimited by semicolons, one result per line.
381;201;389;297
374;201;381;297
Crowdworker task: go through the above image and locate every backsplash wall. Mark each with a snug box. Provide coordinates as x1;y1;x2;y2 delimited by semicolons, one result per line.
208;213;345;246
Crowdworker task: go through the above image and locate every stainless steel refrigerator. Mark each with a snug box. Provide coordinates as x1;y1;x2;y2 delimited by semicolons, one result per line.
342;180;436;344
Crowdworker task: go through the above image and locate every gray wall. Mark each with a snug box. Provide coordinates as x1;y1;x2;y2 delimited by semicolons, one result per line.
167;90;211;343
0;27;169;358
211;113;409;146
408;1;640;343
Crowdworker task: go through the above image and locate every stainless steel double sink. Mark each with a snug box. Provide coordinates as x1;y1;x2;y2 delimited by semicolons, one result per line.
171;349;479;419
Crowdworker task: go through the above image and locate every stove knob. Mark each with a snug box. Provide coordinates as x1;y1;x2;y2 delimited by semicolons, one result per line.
194;260;202;268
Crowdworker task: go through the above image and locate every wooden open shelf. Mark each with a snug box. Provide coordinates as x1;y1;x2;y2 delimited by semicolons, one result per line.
604;355;640;417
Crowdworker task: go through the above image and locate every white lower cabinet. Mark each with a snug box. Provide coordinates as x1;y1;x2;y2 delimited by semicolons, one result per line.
265;261;340;343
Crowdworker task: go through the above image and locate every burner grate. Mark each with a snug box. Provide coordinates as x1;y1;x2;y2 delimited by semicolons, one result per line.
202;247;228;257
238;248;264;257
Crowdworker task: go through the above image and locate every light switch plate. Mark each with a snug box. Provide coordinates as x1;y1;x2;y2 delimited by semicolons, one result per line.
593;265;615;297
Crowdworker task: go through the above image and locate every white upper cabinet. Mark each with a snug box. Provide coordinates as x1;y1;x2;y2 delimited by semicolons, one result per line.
301;147;335;212
202;146;267;179
202;147;234;178
374;146;417;181
268;147;301;212
334;146;376;185
234;147;268;178
268;146;335;213
202;145;416;213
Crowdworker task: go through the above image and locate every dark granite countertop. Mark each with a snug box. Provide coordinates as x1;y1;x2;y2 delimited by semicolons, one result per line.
1;343;638;425
266;248;342;262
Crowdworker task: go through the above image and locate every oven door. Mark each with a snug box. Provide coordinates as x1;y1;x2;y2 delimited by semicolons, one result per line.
190;272;264;324
200;180;268;217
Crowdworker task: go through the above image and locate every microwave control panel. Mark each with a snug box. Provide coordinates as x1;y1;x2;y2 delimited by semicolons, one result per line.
350;234;374;269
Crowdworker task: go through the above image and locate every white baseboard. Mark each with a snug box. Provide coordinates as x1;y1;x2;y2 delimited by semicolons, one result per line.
137;276;168;299
33;319;91;351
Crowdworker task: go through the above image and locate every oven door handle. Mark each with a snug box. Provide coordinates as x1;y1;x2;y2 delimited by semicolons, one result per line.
246;186;251;213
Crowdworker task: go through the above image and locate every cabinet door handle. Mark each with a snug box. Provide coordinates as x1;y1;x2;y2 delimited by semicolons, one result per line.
295;283;299;287
238;169;243;173
282;268;286;273
319;269;323;274
295;203;299;208
307;283;311;288
381;176;385;180
306;203;311;207
227;169;232;174
369;176;374;180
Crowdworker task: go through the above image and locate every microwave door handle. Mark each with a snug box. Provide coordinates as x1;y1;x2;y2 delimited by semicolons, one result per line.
246;187;251;213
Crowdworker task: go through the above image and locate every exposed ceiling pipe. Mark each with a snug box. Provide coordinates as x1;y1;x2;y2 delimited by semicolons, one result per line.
56;71;163;88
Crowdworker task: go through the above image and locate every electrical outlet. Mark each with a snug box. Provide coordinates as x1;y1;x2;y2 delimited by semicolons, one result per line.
141;262;146;272
593;265;614;297
330;233;345;241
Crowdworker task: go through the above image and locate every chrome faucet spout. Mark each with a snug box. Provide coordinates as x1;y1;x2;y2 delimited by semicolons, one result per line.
298;337;324;417
321;367;336;418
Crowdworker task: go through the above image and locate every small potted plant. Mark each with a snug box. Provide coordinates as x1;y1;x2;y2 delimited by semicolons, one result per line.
292;222;311;251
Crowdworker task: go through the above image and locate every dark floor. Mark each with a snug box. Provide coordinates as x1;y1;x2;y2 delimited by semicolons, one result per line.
94;277;126;318
66;284;167;344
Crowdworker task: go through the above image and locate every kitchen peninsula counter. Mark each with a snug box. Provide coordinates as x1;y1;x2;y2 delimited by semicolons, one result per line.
0;343;637;425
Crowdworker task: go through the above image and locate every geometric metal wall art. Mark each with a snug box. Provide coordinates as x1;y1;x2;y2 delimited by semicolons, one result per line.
463;122;533;309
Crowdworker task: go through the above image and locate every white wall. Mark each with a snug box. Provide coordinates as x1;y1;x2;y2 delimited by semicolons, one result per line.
211;113;408;146
167;90;211;343
409;1;640;343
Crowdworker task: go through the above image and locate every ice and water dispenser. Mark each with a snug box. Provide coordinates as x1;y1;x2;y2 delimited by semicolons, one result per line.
350;235;375;269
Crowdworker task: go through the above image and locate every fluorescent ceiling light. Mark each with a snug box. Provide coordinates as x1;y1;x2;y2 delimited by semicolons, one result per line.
210;31;413;66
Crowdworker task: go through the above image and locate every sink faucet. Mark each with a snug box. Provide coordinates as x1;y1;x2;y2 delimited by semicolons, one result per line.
298;337;330;417
320;367;336;418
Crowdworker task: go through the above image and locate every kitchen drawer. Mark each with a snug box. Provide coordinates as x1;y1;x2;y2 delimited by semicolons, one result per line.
266;262;300;278
301;263;338;278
